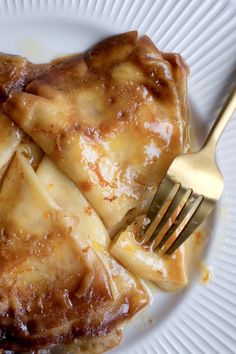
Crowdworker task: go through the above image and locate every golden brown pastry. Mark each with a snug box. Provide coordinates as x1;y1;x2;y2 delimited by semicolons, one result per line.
0;145;149;351
110;51;191;291
110;218;189;291
162;52;190;150
0;53;49;183
0;111;21;181
0;52;49;102
0;32;192;352
4;31;190;235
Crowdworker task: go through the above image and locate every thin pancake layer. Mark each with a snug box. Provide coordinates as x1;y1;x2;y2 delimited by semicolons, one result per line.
4;31;189;234
110;218;188;291
0;53;49;182
0;52;49;102
0;111;21;181
0;146;149;351
162;52;190;151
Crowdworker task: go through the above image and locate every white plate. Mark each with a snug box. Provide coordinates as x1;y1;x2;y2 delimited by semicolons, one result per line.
0;1;236;353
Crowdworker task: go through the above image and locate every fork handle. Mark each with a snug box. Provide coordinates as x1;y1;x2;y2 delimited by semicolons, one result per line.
204;88;236;151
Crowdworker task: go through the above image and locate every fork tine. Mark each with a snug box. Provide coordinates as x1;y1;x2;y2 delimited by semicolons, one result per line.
153;191;198;251
141;178;180;232
162;195;203;254
152;189;192;250
150;185;194;241
165;195;205;255
141;182;180;244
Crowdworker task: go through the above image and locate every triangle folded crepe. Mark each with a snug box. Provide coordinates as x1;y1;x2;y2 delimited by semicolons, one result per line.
0;144;149;351
110;218;191;292
0;52;49;182
4;31;190;235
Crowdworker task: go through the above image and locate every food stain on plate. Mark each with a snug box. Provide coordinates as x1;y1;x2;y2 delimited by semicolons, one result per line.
199;262;213;285
16;37;46;62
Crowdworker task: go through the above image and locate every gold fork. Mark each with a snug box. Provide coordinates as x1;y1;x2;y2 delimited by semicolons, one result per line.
140;88;236;255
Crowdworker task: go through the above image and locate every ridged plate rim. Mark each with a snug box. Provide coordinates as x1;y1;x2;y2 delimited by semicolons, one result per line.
0;1;236;353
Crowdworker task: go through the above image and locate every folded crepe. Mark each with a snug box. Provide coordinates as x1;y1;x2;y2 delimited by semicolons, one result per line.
4;31;190;235
0;144;149;351
0;52;49;182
